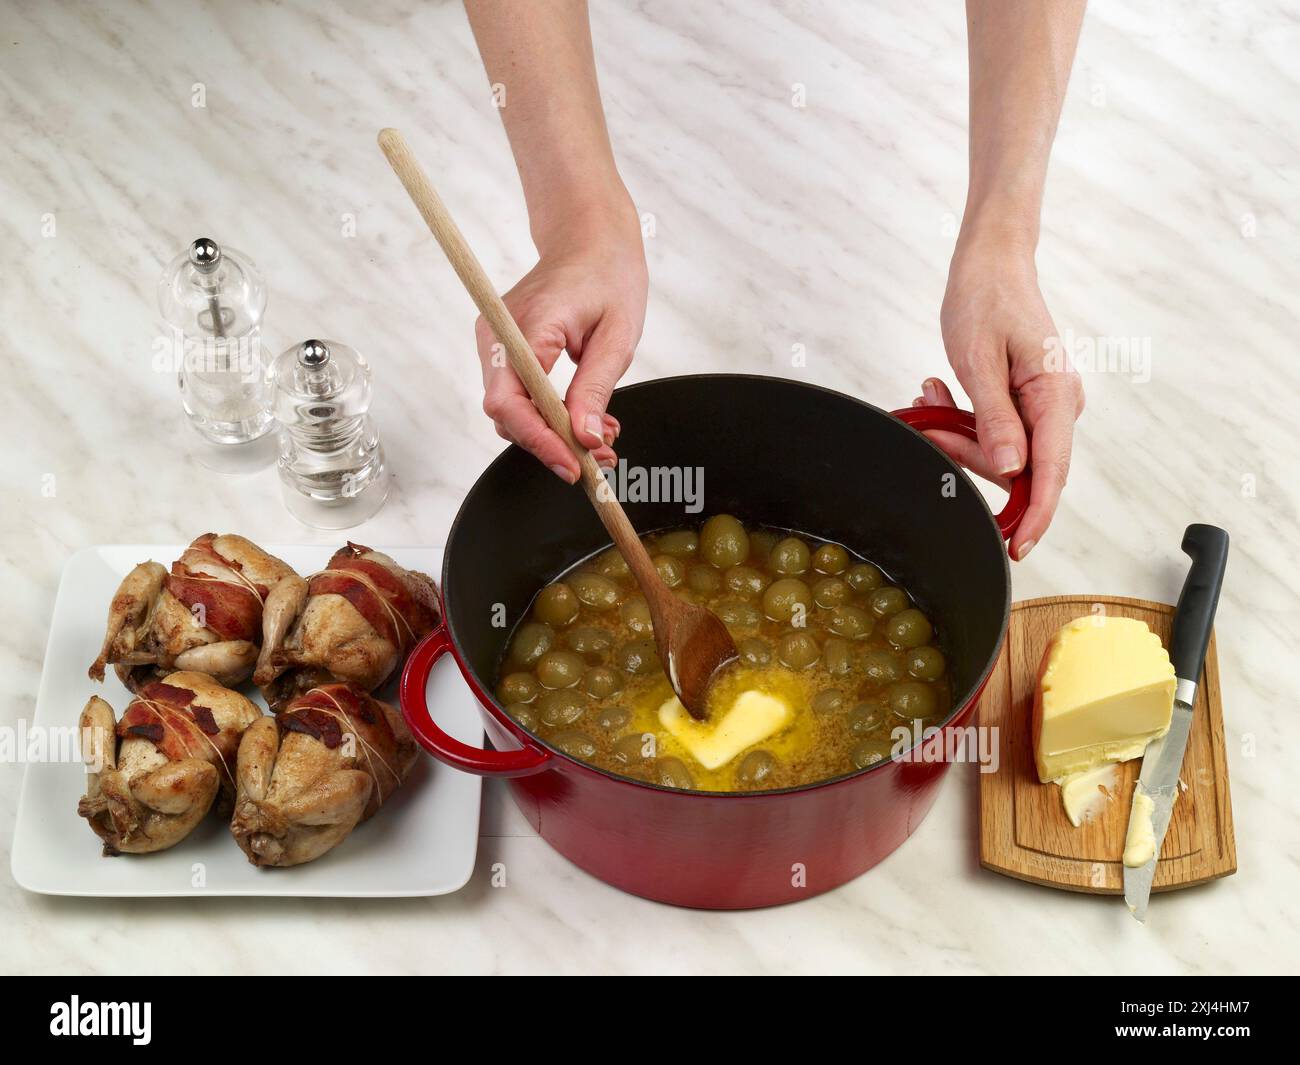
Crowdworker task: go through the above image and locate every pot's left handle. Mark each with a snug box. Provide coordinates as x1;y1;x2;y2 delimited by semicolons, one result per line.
400;626;553;778
892;405;1031;541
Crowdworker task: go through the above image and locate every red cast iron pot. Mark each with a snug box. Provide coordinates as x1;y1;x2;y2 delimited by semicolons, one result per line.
401;375;1027;909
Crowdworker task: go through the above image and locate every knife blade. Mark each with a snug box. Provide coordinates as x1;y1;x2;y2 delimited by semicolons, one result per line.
1123;523;1229;921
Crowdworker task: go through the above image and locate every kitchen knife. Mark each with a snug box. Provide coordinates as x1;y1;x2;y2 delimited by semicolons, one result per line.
1123;523;1229;921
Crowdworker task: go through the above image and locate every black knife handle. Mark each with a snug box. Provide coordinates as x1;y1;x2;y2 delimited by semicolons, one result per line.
1170;524;1229;684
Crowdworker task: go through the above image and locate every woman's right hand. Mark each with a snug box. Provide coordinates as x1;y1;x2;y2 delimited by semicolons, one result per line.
476;200;648;484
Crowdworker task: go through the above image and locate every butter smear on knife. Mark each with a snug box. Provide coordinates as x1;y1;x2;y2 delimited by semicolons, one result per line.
1123;790;1158;867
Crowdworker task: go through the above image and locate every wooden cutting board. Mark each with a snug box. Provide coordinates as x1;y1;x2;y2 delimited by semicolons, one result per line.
979;595;1235;893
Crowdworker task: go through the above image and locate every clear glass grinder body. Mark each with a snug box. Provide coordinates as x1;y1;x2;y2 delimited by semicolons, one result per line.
268;338;389;529
157;237;274;447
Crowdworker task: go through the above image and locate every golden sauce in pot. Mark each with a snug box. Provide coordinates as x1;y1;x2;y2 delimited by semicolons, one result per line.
494;517;950;792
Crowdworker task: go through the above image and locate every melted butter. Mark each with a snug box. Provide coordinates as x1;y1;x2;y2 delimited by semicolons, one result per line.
660;691;791;769
629;663;822;790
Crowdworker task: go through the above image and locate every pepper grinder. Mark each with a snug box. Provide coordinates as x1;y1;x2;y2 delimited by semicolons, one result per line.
268;338;389;528
157;237;276;472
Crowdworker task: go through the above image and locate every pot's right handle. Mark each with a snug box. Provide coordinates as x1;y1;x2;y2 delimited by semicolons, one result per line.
400;626;553;778
892;405;1031;542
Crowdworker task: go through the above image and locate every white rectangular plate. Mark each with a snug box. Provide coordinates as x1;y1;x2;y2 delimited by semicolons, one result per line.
11;544;481;897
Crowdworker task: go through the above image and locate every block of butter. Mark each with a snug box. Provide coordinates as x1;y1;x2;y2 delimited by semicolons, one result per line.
659;690;792;770
1032;615;1175;784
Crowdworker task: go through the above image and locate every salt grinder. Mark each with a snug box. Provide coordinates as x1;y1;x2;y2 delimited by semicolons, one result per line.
157;237;275;471
268;338;389;528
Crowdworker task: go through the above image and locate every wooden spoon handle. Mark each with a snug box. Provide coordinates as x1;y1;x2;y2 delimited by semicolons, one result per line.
377;128;658;588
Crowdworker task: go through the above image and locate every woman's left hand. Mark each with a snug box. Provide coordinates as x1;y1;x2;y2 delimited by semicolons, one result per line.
918;235;1085;561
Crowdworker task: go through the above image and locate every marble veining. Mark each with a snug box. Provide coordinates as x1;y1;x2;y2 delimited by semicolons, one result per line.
1;0;1297;974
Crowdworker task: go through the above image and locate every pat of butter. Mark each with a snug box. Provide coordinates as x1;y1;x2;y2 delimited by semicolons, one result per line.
1059;763;1118;827
1032;616;1175;784
658;690;792;770
1123;790;1157;867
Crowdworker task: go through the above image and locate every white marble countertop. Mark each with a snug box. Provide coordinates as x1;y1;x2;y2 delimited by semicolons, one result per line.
2;0;1297;974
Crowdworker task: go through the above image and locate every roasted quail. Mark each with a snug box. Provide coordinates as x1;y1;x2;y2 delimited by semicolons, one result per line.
254;543;438;707
90;533;298;690
231;683;418;866
78;671;262;855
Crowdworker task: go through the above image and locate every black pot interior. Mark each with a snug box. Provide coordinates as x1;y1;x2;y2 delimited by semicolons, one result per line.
443;374;1010;725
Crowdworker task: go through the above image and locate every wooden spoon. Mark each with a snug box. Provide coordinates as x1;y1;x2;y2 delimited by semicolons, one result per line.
378;128;735;720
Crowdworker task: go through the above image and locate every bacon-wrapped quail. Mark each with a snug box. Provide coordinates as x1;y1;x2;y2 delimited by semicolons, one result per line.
77;671;262;855
231;683;417;867
89;533;298;690
254;543;439;707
